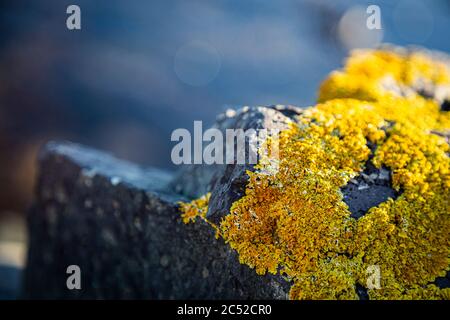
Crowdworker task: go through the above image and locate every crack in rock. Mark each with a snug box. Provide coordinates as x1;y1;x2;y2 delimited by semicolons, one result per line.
433;270;450;289
341;142;400;220
355;283;369;300
441;99;450;112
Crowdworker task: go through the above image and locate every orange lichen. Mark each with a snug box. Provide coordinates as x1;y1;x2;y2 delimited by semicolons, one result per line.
179;49;450;300
179;193;210;224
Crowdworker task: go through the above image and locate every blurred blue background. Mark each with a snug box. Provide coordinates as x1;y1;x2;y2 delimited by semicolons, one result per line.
0;1;449;277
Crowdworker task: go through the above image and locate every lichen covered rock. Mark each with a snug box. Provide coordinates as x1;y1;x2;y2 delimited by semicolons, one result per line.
171;105;303;225
180;47;450;300
318;46;450;106
25;142;290;299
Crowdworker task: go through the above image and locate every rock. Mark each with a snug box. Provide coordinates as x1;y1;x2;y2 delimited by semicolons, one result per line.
341;167;399;219
24;141;289;299
23;46;450;300
170;105;304;225
434;271;450;288
171;103;401;224
341;149;399;219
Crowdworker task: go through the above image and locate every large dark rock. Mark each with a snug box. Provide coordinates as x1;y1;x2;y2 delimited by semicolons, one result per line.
23;141;289;299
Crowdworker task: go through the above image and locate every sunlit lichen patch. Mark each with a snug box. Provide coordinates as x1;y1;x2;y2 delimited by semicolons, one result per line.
318;49;450;104
179;49;450;300
179;193;211;224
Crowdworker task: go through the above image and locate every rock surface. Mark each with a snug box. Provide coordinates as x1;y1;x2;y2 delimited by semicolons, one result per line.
341;140;399;220
24;141;289;299
170;104;400;223
24;105;404;299
170;105;304;225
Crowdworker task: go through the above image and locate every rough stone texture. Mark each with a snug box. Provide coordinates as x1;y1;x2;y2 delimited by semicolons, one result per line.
341;139;399;220
170;105;304;225
24;141;290;299
23;102;448;299
170;104;400;223
341;163;398;220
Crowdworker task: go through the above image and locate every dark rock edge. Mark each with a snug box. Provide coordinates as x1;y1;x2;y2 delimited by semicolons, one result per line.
23;141;289;299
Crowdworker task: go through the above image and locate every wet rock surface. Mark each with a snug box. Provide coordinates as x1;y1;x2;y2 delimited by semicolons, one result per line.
24;141;289;299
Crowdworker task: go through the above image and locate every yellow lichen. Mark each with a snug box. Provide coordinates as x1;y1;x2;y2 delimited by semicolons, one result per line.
318;49;450;103
179;193;211;224
179;49;450;300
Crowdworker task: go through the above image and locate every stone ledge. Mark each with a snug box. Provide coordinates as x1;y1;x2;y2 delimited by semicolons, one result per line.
23;141;289;299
